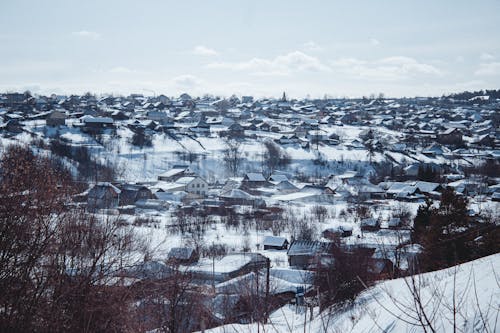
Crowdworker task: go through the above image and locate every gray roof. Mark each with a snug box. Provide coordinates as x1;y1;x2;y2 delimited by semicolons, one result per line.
361;218;379;227
263;236;288;247
245;173;266;182
168;247;195;260
287;241;332;256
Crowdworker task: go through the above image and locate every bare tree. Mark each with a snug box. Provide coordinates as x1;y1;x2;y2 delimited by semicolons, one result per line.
261;140;291;178
222;139;242;177
0;145;142;332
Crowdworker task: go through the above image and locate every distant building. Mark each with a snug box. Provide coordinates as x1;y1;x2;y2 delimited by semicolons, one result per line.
46;110;67;127
263;236;289;250
438;128;463;145
118;184;154;206
168;247;199;264
287;240;333;269
87;182;121;210
157;165;194;182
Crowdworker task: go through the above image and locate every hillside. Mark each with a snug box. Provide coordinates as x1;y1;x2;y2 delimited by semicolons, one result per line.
203;253;500;333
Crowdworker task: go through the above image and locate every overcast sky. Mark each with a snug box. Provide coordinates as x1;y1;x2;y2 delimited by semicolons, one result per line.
1;0;499;98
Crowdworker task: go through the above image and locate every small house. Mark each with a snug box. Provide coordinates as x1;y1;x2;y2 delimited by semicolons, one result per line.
387;218;402;229
242;173;268;187
322;225;353;239
360;218;380;231
287;240;333;269
168;247;199;264
263;236;289;250
46;110;67;127
118;184;154;206
87;182;121;210
157;165;194;182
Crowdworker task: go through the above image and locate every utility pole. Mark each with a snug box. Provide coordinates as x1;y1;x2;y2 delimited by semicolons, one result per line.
264;257;270;324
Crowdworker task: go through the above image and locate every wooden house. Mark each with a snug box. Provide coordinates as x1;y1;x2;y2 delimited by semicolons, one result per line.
263;236;289;250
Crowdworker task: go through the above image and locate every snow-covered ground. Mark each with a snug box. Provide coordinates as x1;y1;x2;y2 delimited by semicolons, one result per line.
202;253;500;333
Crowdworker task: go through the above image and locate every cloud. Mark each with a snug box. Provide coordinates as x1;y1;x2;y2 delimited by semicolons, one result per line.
172;74;202;88
109;66;136;74
479;53;495;61
302;41;323;52
330;56;443;80
193;45;218;56
207;51;330;76
474;62;500;76
369;38;380;46
72;30;101;40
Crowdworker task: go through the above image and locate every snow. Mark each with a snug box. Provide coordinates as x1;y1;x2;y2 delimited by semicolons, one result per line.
202;253;500;333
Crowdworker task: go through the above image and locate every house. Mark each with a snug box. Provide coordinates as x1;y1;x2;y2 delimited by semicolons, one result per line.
220;189;265;207
438;127;462;145
46;110;67;127
118;184;154;206
242;173;268;187
157;165;194;182
79;115;114;133
110;110;129;121
168;247;199;264
268;174;289;183
227;122;245;137
360;218;380;231
287;240;333;269
173;176;209;196
422;143;445;156
241;96;253;104
356;184;386;201
322;225;353;239
263;236;289;250
87;182;121;210
414;181;442;198
0;119;23;134
185;253;269;283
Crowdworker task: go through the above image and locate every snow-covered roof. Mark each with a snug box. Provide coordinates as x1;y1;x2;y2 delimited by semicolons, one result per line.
287;241;331;256
244;172;266;182
80;115;114;124
168;247;195;260
361;218;379;227
269;174;289;182
221;189;254;199
263;236;288;247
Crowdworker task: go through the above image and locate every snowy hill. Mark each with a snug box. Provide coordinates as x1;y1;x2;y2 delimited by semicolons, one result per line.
202;253;499;333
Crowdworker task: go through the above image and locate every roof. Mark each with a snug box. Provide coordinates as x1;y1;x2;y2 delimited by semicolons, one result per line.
287;241;332;256
88;182;121;199
361;218;379;227
175;176;197;185
244;173;266;182
415;181;440;193
387;218;401;227
269;174;289;182
221;189;254;199
80;115;113;124
158;167;188;178
263;236;288;247
168;247;195;260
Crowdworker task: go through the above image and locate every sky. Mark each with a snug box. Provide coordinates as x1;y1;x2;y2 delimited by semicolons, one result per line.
0;0;499;98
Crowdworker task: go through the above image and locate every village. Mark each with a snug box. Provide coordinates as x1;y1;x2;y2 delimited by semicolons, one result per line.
0;90;499;331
